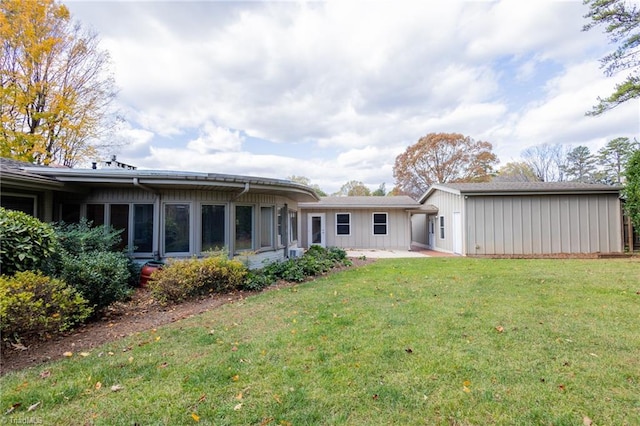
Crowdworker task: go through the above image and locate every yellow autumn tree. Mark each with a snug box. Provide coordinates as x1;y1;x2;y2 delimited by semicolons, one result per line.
0;0;116;166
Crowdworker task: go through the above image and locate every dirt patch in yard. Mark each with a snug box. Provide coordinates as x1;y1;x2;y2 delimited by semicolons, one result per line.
0;257;375;375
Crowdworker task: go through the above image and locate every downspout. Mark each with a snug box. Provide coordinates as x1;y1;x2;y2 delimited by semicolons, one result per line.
233;182;250;200
133;177;157;195
133;178;161;260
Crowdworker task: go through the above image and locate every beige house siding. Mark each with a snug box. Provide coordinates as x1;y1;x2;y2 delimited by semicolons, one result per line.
425;190;463;254
465;194;623;255
300;208;412;250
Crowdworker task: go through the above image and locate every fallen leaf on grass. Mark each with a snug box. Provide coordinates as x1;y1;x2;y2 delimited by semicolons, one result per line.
583;416;593;426
80;352;90;357
232;375;239;382
273;394;282;404
495;326;504;333
158;362;169;369
39;370;51;379
405;348;413;354
27;402;40;412
95;382;102;390
63;351;73;357
191;412;200;422
110;385;124;392
233;403;242;411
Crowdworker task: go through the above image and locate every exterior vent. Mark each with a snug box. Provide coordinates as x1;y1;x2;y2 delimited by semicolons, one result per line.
289;248;304;258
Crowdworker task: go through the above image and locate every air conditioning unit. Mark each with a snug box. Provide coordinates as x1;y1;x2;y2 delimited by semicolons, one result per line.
289;248;304;258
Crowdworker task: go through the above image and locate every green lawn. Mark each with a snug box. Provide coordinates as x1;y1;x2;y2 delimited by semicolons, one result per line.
1;258;639;425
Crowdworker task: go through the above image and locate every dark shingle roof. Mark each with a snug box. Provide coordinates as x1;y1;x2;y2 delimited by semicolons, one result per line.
299;196;419;209
420;181;622;202
444;182;620;192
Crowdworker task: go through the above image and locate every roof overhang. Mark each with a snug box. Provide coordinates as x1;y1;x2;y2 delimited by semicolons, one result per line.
407;204;438;214
419;183;622;202
25;168;320;202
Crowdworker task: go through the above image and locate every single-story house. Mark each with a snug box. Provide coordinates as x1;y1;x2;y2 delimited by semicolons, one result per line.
417;182;624;256
298;196;434;251
0;158;319;268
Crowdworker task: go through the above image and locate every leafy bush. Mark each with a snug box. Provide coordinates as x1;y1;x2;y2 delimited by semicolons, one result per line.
0;208;58;275
242;270;276;291
53;218;123;256
49;219;134;312
149;255;247;304
255;246;352;285
0;271;91;342
60;251;133;312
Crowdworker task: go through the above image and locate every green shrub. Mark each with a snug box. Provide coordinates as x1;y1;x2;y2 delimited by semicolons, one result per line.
60;251;132;312
0;271;91;342
263;258;306;282
53;218;124;256
0;208;58;275
255;246;352;285
149;255;247;304
242;270;276;291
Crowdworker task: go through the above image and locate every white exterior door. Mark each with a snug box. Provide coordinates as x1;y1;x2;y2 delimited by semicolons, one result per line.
452;212;462;254
428;217;436;248
307;213;326;247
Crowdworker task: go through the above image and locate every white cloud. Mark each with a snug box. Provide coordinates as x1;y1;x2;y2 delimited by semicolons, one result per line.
65;1;639;194
187;123;244;154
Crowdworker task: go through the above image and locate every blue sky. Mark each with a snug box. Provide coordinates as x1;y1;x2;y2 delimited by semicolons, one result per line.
67;0;639;194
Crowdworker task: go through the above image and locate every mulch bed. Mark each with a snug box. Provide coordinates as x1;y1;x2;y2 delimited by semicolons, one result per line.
1;257;375;375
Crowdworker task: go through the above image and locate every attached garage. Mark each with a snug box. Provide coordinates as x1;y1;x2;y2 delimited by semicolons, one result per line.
419;182;623;256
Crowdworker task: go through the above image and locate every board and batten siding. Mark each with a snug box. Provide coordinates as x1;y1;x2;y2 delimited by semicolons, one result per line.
465;194;622;255
301;208;411;250
425;190;463;254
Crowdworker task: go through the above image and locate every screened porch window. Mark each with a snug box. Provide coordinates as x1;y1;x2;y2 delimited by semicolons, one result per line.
202;204;225;251
289;210;298;242
260;206;274;248
133;204;154;253
235;205;253;251
1;194;36;216
165;204;190;253
110;204;130;251
86;204;105;226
